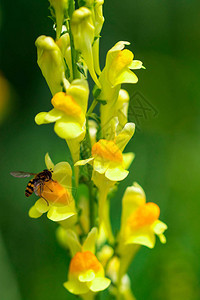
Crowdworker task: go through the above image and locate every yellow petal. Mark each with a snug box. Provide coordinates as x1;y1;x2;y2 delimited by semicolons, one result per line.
93;157;110;174
152;220;168;234
44;109;63;122
35;112;49;125
53;162;72;189
105;165;129;181
28;205;43;219
74;157;94;166
82;227;97;254
64;229;82;256
128;60;143;70
34;198;49;213
45;152;54;170
113;69;138;86
47;203;76;221
115;123;135;152
123;152;135;170
126;230;156;249
64;280;89;295
79;270;95;282
89;277;111;292
54;119;85;140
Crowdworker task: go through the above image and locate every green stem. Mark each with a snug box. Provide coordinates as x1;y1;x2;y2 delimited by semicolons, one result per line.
85;117;96;229
68;0;77;80
87;99;98;116
88;180;95;229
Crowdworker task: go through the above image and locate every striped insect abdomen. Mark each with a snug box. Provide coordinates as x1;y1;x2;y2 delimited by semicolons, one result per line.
25;179;35;197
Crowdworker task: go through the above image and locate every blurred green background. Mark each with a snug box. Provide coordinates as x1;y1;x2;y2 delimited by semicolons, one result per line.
1;0;200;299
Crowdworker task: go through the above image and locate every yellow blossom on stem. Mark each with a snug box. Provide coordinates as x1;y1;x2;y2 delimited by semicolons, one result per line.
62;227;111;296
35;79;89;183
98;41;143;138
35;35;70;95
75;122;135;181
29;153;76;222
71;7;101;87
119;182;167;249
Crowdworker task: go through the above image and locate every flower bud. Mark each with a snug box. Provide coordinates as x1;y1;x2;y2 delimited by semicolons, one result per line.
49;0;69;39
71;7;100;87
35;35;69;95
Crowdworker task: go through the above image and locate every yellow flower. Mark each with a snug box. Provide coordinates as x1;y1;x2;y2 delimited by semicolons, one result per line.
29;153;77;222
35;35;70;95
71;7;100;87
98;41;143;137
119;182;167;249
64;251;110;295
75;122;135;182
49;0;69;40
63;227;111;295
35;80;88;140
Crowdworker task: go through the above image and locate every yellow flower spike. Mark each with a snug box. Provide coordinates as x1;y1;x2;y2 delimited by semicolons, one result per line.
28;153;77;222
49;0;69;40
64;251;111;295
35;35;70;95
56;33;73;81
71;7;101;87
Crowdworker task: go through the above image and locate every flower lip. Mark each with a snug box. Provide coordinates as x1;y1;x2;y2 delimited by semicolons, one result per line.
127;202;160;229
69;251;102;275
92;139;123;162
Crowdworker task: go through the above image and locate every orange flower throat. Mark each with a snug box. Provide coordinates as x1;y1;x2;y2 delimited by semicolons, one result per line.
128;202;160;229
70;251;102;274
92;140;123;162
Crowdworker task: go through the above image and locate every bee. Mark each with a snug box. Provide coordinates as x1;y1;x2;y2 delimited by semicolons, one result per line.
10;169;54;205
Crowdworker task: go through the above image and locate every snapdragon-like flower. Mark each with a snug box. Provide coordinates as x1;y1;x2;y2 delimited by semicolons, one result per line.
29;153;76;222
98;41;143;137
35;80;89;179
49;0;69;40
75;122;135;182
35;35;69;95
63;228;111;296
119;182;167;249
71;7;100;87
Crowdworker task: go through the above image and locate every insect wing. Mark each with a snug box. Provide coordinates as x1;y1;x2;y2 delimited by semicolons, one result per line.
10;171;36;178
33;180;43;196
